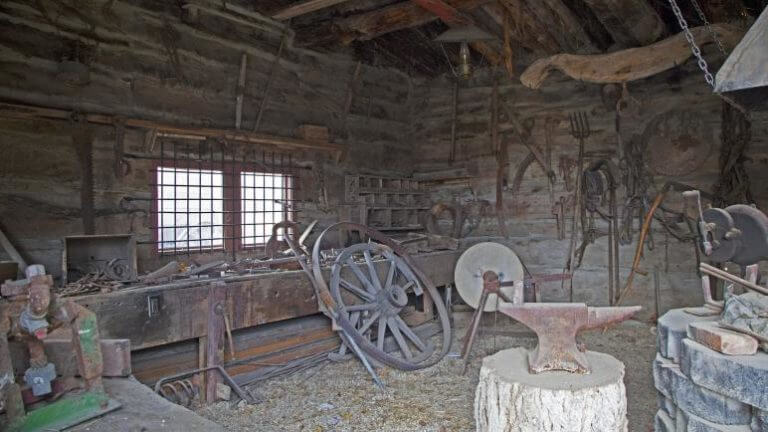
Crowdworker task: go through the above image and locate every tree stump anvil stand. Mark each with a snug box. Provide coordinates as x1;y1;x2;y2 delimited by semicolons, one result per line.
475;347;628;432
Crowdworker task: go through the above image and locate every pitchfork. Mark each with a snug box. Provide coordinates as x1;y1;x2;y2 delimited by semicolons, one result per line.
569;111;591;141
564;111;590;302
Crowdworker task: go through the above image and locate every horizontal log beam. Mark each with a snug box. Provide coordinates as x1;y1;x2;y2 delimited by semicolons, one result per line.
520;24;743;89
0;102;344;154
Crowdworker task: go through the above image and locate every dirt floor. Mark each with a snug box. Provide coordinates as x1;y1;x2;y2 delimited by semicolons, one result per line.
197;311;658;432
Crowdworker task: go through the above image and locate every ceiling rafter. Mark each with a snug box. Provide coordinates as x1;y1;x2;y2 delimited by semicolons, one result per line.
408;0;501;64
271;0;355;20
293;0;490;46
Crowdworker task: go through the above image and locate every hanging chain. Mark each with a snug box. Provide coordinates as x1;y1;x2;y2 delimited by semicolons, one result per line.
689;0;727;55
667;0;715;87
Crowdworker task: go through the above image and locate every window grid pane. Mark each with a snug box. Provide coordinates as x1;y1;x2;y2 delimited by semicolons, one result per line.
157;167;224;251
241;172;291;247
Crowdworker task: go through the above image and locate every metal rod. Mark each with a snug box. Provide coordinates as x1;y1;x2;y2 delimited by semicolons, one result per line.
699;263;768;296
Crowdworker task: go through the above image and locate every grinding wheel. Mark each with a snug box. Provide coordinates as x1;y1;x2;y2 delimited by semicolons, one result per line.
454;242;524;311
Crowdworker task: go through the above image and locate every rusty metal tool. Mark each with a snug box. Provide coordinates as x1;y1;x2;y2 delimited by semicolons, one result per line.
499;301;641;373
552;196;566;240
564;111;590;302
459;270;522;373
155;365;256;404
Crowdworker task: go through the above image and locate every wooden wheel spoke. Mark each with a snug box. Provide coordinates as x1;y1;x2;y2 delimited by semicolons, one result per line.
384;259;396;290
363;250;383;292
347;258;377;293
339;278;374;301
388;317;413;360
402;280;415;291
345;302;378;312
394;316;427;352
358;311;381;335
377;316;387;351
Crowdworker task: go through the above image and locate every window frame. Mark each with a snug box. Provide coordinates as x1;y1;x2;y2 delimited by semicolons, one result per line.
151;161;294;255
236;170;294;251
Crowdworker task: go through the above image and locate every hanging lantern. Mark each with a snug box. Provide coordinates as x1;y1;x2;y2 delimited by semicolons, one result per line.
435;25;496;80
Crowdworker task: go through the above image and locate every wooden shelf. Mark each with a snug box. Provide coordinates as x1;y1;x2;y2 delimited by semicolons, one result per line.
344;174;429;232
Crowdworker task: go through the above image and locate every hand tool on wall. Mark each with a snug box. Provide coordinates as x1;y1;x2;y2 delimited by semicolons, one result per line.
71;114;95;235
551;196;566;240
563;112;590;302
501;104;556;185
235;53;247;130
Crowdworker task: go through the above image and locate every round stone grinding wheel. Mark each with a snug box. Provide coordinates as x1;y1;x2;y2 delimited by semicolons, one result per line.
454;242;524;311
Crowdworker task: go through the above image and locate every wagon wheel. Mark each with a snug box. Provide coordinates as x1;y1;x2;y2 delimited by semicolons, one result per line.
331;243;435;364
311;222;452;371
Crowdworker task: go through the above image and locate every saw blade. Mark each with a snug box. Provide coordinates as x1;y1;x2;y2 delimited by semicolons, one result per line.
454;242;523;311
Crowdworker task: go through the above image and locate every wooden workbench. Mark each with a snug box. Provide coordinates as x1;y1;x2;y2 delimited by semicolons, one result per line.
73;250;462;352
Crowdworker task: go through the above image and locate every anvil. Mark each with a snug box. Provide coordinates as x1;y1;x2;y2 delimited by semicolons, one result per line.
498;302;641;374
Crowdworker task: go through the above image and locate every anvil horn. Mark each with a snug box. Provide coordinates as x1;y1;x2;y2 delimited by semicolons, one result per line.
584;306;642;330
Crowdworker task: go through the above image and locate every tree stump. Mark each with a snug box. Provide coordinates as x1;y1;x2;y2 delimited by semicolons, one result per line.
475;347;628;432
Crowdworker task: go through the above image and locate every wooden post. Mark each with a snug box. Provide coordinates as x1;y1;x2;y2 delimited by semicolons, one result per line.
205;282;226;404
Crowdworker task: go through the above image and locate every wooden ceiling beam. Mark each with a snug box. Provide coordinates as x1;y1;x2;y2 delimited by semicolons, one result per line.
580;0;665;46
487;2;560;54
520;0;598;53
271;0;354;21
408;0;501;64
294;0;492;49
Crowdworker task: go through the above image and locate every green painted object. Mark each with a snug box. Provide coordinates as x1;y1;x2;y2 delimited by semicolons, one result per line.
7;391;121;432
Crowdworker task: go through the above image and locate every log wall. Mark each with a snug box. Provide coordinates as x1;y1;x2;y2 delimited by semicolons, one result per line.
0;0;414;277
410;64;768;317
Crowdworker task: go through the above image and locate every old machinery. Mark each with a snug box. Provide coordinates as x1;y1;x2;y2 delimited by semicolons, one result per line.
684;191;768;266
454;242;639;373
0;265;121;431
455;243;572;371
455;242;524;312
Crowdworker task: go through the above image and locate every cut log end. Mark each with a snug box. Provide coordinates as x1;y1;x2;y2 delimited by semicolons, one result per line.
475;347;628;432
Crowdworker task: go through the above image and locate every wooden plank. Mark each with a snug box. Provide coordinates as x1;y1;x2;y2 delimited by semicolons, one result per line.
487;2;559;54
272;0;354;20
0;102;343;154
0;224;26;271
297;0;490;44
205;282;226;403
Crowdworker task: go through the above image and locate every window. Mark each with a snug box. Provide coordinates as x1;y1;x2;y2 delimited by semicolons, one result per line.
156;167;224;251
240;172;292;247
148;141;299;255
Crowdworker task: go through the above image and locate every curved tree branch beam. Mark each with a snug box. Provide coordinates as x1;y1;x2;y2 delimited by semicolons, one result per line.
520;24;743;89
